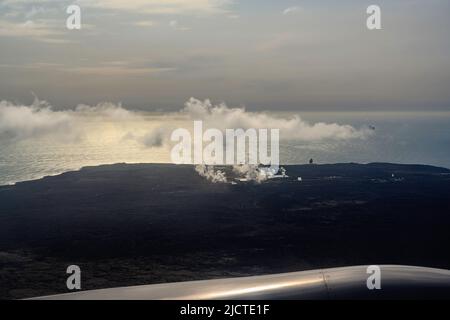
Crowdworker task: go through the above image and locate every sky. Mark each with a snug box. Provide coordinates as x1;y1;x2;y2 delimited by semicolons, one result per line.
1;0;450;111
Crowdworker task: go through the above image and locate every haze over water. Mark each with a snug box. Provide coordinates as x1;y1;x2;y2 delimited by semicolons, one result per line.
1;111;449;186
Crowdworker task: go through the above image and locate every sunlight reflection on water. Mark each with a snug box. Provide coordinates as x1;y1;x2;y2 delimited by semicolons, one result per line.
1;112;450;185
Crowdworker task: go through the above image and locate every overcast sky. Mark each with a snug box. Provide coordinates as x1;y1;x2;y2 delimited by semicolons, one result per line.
1;0;449;111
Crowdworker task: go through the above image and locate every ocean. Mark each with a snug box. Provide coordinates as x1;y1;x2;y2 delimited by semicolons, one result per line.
1;111;450;186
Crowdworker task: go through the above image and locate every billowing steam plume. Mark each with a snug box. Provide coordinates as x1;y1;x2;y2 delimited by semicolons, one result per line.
195;165;228;183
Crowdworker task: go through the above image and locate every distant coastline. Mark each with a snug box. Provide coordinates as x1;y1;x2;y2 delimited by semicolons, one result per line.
3;161;449;188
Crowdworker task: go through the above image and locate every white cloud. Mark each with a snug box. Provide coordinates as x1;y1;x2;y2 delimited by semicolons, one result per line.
25;6;44;18
74;102;137;120
63;65;176;76
169;20;190;31
181;98;372;141
283;6;301;15
2;0;232;16
0;98;138;142
133;20;155;27
0;60;176;76
195;164;227;183
0;97;373;145
194;164;287;184
0;19;66;42
131;97;372;149
0;62;64;69
0;99;74;142
232;164;268;183
78;0;232;15
0;0;226;44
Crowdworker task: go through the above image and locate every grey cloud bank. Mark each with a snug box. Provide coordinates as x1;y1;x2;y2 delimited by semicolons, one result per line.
0;97;372;144
0;1;449;111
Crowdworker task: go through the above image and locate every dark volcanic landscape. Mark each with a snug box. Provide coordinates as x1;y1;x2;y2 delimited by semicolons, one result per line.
1;163;450;299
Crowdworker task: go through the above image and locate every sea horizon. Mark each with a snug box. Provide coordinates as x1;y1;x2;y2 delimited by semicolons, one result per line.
2;109;450;186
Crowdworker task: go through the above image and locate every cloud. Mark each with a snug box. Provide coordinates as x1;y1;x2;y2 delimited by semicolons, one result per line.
0;98;138;142
63;65;176;76
130;97;372;150
283;6;302;15
133;20;155;27
65;59;176;77
0;60;176;76
25;6;49;19
0;98;75;142
122;126;170;148
138;127;166;147
74;102;137;120
169;20;190;31
0;62;64;70
0;96;373;146
194;164;286;184
0;19;67;43
227;14;239;19
181;98;372;141
255;32;296;52
233;164;268;183
78;0;232;15
195;164;227;183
